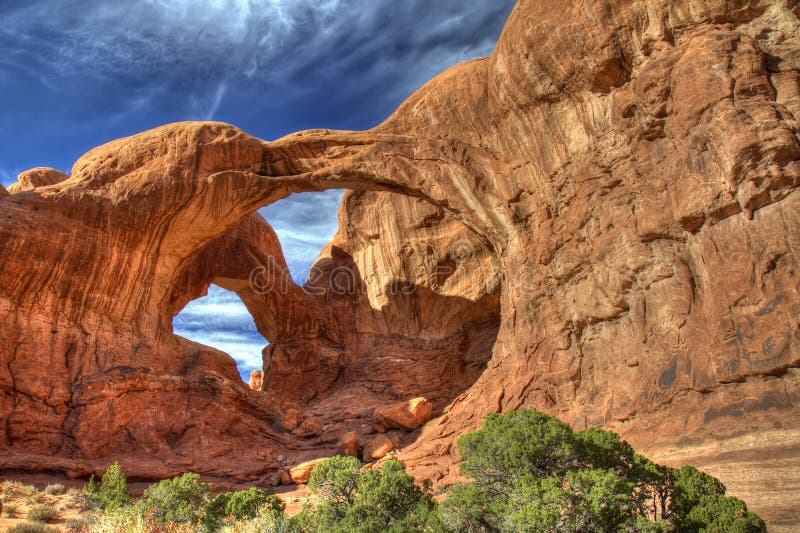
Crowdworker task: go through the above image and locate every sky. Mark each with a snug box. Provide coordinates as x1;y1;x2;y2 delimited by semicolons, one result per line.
0;0;516;380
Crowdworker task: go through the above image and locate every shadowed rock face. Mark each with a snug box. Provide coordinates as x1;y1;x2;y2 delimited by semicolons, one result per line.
1;0;799;528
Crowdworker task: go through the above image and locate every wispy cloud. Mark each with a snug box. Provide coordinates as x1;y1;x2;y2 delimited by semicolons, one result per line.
190;81;229;121
173;285;267;380
0;0;514;133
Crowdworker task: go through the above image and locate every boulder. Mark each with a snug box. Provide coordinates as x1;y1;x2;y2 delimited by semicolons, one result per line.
293;417;324;438
362;434;394;462
289;458;328;484
374;397;433;431
281;407;302;432
336;431;360;457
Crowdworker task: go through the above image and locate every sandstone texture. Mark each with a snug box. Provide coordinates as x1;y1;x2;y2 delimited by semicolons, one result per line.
7;167;69;193
0;0;799;529
336;432;360;458
362;435;394;462
374;397;433;431
288;458;328;485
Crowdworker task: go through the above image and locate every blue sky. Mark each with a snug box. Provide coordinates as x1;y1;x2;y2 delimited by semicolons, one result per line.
0;0;515;380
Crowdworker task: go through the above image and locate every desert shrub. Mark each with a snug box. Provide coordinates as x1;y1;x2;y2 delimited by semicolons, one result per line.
203;488;282;531
1;480;39;499
218;512;293;533
43;483;66;496
141;472;211;526
83;475;99;499
308;455;362;507
457;409;576;487
99;462;133;510
65;517;90;532
27;504;58;522
7;523;58;533
84;501;149;533
442;409;767;533
295;456;438;532
62;487;91;511
84;462;133;511
4;503;19;516
671;466;765;532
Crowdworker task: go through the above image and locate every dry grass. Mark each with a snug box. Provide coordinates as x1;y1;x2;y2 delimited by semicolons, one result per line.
0;480;87;532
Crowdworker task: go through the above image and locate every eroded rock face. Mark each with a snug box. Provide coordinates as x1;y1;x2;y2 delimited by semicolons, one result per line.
362;435;394;462
374;397;433;432
7;167;69;193
288;458;328;485
0;0;798;528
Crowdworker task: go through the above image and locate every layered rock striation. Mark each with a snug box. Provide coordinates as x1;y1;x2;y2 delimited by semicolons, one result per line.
1;0;799;528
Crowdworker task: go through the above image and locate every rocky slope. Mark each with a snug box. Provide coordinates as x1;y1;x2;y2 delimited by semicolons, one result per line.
0;0;798;528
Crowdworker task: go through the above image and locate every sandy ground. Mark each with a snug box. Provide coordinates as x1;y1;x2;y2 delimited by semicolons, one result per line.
0;476;87;531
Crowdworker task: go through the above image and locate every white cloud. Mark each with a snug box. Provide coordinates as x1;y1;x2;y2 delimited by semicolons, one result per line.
190;81;228;121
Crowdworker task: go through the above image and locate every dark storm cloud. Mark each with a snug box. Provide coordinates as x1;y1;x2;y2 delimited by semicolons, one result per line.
0;0;516;373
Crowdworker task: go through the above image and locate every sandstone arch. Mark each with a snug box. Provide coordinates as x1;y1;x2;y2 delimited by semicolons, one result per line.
1;0;800;527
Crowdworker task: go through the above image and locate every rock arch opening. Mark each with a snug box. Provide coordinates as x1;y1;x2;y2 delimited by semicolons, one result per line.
173;284;267;382
171;189;347;384
259;189;347;283
165;175;503;414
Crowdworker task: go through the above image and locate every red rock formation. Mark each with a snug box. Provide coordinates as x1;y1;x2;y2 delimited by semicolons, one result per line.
337;432;360;458
288;458;328;484
0;0;798;529
7;167;69;194
362;435;394;462
374;398;433;432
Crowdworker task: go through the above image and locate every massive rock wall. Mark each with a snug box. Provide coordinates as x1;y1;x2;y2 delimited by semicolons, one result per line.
0;0;798;528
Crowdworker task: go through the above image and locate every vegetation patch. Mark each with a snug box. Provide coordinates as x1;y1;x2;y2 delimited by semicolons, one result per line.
7;522;59;533
0;409;767;532
26;504;57;523
42;484;66;496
